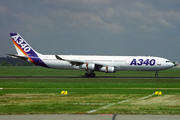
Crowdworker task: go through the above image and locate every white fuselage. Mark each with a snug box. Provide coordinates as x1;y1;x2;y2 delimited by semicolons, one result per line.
38;55;174;71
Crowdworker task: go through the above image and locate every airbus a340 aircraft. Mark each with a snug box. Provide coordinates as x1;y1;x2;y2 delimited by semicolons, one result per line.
8;33;175;77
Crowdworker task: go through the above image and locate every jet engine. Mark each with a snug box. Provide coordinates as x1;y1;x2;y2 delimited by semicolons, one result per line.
99;66;115;73
79;63;95;71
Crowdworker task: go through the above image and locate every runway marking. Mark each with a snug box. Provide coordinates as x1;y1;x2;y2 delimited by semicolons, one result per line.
137;93;155;100
87;103;116;113
87;93;155;113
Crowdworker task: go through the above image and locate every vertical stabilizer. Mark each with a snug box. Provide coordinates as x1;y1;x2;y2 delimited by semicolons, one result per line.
9;33;49;68
10;33;41;56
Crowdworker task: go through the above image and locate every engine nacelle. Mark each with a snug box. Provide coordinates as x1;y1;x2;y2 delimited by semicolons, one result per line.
79;63;95;71
99;66;115;73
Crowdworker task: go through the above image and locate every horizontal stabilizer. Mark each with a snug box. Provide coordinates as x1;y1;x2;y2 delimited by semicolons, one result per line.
7;54;28;61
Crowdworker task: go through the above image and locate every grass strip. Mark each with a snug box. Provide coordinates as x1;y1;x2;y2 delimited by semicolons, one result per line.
0;66;180;77
1;88;180;94
0;78;180;88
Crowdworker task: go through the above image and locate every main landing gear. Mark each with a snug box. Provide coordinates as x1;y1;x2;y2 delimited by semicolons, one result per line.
155;71;158;77
84;72;96;77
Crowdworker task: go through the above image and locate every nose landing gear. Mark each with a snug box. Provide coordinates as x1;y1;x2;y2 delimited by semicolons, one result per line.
155;71;158;77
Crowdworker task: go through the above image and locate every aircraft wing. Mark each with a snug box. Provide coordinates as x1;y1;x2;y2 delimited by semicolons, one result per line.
55;55;84;66
7;54;28;61
55;55;119;68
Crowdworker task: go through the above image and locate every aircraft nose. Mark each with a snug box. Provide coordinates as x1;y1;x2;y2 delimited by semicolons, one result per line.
169;62;174;68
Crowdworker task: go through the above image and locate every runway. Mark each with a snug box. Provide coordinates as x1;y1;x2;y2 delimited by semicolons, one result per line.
0;76;180;79
0;115;180;120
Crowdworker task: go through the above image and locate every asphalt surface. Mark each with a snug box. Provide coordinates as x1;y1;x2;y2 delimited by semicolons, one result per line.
0;76;180;79
0;115;180;120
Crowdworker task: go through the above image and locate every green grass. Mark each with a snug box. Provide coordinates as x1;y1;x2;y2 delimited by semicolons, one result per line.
0;66;180;77
0;78;180;88
0;67;180;114
0;90;5;96
0;78;180;114
1;88;180;95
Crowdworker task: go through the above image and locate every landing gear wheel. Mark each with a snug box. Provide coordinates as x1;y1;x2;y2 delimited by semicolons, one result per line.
91;73;95;77
85;73;90;77
155;74;158;77
84;73;95;77
155;71;158;77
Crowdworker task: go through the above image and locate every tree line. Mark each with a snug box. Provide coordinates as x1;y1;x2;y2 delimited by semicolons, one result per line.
0;56;34;66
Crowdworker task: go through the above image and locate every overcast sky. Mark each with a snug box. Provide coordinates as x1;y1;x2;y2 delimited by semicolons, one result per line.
0;0;180;61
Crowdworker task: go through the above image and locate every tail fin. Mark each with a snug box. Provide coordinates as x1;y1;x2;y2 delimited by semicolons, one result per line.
9;33;49;68
10;33;41;56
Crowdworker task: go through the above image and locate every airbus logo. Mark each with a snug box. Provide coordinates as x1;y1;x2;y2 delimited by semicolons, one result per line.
12;35;31;52
130;59;156;66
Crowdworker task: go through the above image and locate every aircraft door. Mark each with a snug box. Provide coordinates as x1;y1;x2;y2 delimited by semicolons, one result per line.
125;58;130;64
157;59;161;66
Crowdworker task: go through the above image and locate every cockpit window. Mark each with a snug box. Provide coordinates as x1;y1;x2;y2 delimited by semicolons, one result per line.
166;61;170;63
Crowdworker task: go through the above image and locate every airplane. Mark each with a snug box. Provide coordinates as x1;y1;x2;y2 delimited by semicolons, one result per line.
8;33;175;77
